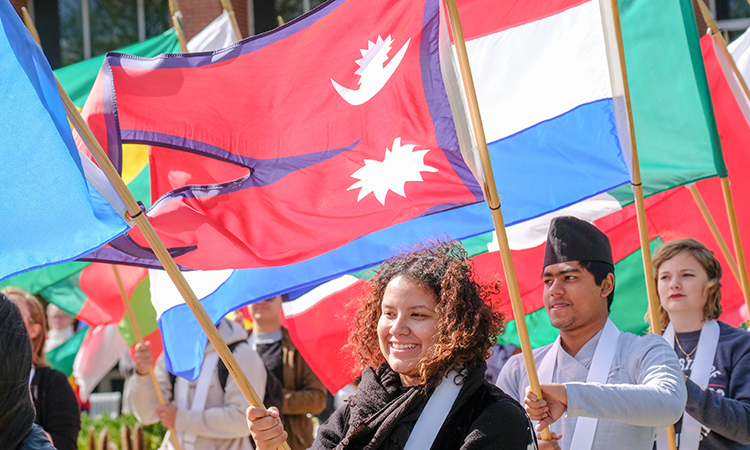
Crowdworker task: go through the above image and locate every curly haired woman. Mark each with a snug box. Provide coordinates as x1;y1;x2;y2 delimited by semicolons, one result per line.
248;241;538;450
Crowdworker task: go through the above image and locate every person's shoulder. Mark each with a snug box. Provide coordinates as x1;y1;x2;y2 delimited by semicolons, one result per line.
481;381;527;415
16;424;56;450
36;366;71;386
468;381;535;442
718;320;750;340
504;342;554;372
618;329;671;350
717;321;750;356
616;330;681;372
281;327;298;352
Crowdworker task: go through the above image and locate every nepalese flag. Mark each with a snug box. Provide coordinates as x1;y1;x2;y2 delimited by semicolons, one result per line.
78;0;493;270
0;1;128;283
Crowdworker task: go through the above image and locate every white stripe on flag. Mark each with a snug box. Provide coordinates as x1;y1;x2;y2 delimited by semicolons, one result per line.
149;269;233;320
503;192;622;251
468;0;612;143
282;275;360;318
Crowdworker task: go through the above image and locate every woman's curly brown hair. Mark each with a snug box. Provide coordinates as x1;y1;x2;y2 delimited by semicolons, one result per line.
346;240;505;388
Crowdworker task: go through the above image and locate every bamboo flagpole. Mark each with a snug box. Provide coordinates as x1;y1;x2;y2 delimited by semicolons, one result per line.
442;0;552;441
688;185;743;289
169;0;188;52
111;265;183;450
20;8;41;46
19;14;290;450
695;0;750;318
63;92;291;450
606;0;677;448
173;13;188;52
220;0;243;40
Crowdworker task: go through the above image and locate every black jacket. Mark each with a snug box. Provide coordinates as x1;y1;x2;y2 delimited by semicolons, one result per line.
30;367;80;450
314;362;537;450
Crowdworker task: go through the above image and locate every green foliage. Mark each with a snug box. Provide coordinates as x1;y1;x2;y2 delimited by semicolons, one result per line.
78;413;167;450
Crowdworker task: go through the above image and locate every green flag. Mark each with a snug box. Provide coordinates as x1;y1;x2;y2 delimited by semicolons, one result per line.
54;28;181;108
607;0;727;205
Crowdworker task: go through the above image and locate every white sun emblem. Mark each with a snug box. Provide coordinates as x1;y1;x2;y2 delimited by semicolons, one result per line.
348;137;438;205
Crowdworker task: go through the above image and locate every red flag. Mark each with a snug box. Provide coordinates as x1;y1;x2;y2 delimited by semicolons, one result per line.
78;0;482;270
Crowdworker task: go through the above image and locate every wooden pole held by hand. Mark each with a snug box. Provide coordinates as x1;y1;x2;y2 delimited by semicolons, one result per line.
20;19;291;450
111;265;183;450
442;0;552;441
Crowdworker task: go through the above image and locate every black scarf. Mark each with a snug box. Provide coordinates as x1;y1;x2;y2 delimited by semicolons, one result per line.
334;363;431;450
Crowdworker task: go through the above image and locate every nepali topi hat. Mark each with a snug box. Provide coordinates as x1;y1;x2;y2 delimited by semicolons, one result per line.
543;216;613;269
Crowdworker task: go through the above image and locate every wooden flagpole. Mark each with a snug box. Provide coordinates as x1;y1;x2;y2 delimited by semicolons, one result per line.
688;185;743;288
173;14;188;52
607;1;677;448
607;0;662;334
21;8;41;47
63;93;290;450
696;0;750;316
220;0;243;40
169;0;188;52
442;0;551;441
19;13;290;450
111;265;183;450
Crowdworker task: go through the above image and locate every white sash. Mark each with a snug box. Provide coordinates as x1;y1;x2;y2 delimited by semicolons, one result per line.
403;370;463;450
656;320;720;450
537;319;620;450
175;352;220;450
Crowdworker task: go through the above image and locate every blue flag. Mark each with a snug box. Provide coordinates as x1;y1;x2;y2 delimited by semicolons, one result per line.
0;3;127;282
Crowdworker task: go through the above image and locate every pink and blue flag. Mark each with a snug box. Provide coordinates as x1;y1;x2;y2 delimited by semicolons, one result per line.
0;3;127;283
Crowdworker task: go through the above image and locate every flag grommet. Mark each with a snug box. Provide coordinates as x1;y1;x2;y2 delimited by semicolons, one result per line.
126;209;144;222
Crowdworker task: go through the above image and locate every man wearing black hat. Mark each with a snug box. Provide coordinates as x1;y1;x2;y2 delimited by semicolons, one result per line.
497;216;686;450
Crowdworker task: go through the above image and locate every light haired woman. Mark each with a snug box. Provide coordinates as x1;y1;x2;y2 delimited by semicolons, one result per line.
653;239;750;449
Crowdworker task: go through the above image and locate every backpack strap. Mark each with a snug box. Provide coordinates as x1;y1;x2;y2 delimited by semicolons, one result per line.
169;372;177;402
218;340;245;391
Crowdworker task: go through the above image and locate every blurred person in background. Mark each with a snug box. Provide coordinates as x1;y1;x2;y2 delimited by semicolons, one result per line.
0;292;56;450
44;303;75;353
3;287;80;450
248;294;328;450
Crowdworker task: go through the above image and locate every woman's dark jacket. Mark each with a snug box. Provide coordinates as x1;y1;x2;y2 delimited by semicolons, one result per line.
313;361;537;450
30;366;80;450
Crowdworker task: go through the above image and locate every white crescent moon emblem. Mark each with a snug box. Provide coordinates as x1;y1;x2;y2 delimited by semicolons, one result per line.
331;38;411;106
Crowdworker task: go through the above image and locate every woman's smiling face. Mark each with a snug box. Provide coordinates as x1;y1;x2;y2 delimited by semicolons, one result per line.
377;275;439;386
